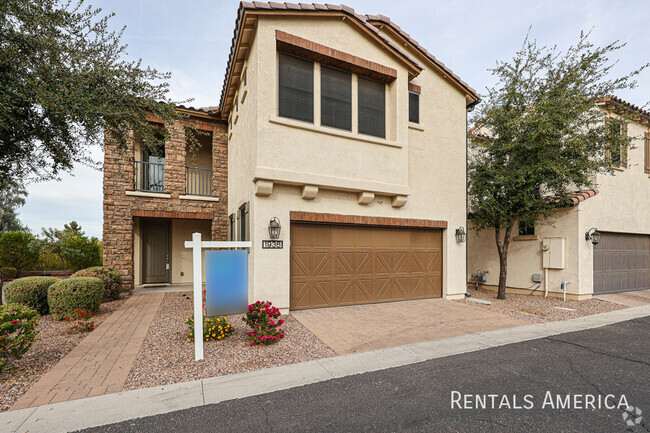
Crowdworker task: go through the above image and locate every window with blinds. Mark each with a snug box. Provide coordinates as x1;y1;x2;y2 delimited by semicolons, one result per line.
320;66;352;131
279;53;314;123
358;77;386;138
409;91;419;124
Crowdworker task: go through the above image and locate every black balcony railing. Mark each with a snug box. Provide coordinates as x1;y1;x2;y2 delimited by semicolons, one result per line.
186;166;212;196
134;160;165;192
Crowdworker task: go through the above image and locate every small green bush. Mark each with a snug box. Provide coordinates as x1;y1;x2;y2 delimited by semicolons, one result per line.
4;276;58;315
47;277;103;320
0;267;19;280
0;232;39;273
71;266;122;301
1;303;39;373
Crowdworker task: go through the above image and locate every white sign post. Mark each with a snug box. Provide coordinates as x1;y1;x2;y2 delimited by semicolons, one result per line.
185;232;252;361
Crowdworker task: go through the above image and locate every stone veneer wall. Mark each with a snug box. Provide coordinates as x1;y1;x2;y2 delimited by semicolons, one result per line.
103;115;228;289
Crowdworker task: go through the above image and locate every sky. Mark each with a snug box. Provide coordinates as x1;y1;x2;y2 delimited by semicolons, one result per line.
18;0;650;238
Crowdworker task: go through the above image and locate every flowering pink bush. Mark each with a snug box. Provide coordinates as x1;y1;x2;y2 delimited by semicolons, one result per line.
1;303;39;372
242;301;285;346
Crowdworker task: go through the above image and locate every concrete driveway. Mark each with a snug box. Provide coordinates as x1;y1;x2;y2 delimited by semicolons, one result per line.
595;288;650;307
291;298;527;355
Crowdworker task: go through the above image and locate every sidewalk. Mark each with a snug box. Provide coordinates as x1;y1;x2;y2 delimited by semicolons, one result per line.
1;304;648;433
10;293;164;410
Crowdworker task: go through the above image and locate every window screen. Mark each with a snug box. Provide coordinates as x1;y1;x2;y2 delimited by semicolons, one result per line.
279;53;314;123
409;91;420;124
358;77;385;138
321;66;351;131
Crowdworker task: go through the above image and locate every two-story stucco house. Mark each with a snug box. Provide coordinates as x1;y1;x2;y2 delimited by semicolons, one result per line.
102;2;480;310
468;96;650;299
220;3;479;311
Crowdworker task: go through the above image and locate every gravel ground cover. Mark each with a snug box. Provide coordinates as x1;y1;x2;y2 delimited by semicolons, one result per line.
0;297;128;412
459;287;626;323
124;292;335;390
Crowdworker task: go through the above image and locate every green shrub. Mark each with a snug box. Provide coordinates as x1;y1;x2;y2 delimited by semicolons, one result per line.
71;266;122;301
4;276;58;315
1;303;39;373
62;235;102;272
0;232;39;273
0;267;19;280
47;277;103;320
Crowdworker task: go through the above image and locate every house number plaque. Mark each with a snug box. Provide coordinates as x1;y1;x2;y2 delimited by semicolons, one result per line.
262;240;283;249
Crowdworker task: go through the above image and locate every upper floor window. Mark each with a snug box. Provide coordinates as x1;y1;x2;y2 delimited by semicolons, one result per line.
607;118;627;168
320;65;352;131
518;220;535;236
358;76;386;138
409;91;420;124
279;53;313;123
645;132;650;174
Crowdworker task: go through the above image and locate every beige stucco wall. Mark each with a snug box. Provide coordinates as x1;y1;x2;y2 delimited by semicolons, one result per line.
228;15;470;309
468;207;581;296
468;108;650;297
170;219;211;284
577;113;650;293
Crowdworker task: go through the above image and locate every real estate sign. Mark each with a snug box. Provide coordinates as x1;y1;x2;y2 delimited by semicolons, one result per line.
205;250;248;316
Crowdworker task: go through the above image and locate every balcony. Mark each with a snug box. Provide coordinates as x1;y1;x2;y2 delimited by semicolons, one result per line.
134;160;165;193
186;166;212;196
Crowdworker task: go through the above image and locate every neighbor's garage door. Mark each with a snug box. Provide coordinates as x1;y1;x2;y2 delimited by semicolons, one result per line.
593;232;650;294
290;223;443;310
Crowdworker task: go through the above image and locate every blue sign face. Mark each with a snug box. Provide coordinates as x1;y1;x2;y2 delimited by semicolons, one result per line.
205;250;248;316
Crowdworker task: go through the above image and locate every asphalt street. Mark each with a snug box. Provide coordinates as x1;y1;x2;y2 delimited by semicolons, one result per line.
79;316;649;433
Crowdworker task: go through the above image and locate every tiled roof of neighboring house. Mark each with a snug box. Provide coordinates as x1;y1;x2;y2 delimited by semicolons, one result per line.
219;2;479;114
598;96;650;121
176;104;219;115
364;14;479;104
547;188;599;207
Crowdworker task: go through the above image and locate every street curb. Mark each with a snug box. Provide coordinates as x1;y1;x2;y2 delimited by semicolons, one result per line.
2;304;648;433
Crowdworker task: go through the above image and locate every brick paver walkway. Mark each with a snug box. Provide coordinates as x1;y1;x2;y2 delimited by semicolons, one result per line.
292;298;527;355
12;293;164;410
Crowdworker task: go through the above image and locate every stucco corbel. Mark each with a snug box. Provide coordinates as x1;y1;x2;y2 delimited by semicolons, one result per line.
301;185;319;200
255;179;274;197
357;191;375;205
391;195;407;208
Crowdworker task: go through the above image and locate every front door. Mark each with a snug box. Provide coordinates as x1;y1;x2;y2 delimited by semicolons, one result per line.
142;219;171;284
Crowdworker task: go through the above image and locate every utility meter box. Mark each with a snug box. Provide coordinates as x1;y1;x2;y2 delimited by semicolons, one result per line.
542;237;566;269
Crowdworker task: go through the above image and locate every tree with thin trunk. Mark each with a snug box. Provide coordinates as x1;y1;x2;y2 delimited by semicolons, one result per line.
468;30;648;299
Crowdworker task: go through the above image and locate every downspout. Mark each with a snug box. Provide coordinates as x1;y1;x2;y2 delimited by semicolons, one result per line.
465;98;480;298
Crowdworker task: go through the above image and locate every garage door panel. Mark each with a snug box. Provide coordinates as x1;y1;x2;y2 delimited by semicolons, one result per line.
594;232;650;294
291;223;443;310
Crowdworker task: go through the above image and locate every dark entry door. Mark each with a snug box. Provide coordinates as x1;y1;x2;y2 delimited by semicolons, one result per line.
142;220;171;283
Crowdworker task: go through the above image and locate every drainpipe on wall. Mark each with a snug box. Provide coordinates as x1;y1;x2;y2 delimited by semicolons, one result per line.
465;98;480;298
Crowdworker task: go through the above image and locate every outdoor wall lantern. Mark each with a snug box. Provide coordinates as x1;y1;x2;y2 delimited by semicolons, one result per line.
455;226;467;243
268;217;282;240
585;227;601;245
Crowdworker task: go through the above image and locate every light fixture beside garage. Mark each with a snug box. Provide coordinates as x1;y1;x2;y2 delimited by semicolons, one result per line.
585;227;601;245
455;226;467;243
268;217;282;240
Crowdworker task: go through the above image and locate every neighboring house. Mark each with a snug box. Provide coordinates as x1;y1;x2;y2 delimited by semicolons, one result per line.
102;2;480;309
468;96;650;299
103;107;228;289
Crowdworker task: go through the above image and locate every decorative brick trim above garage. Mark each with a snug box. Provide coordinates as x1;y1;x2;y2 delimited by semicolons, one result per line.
276;30;397;83
131;210;213;220
289;211;447;229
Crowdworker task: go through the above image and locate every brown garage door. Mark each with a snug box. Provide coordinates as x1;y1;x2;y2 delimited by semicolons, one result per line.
593;232;650;294
290;223;443;310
